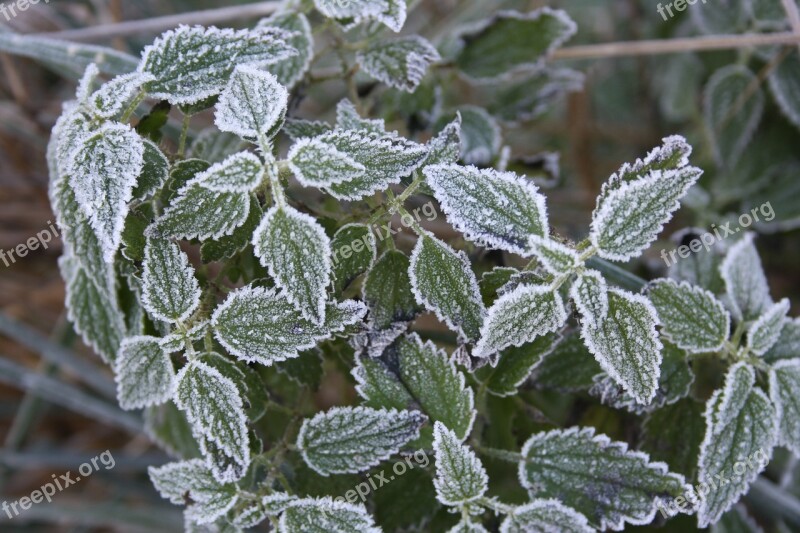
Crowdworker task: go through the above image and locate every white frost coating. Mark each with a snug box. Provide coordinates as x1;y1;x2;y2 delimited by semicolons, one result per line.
356;36;440;92
720;233;773;322
770;359;800;455
474;284;567;358
159;320;208;353
90;71;155;119
747;298;790;356
215;65;289;140
423;116;462;166
186;151;264;193
296;406;425;476
314;0;406;32
528;235;581;274
279;496;381;533
142;237;202;324
458;106;502;165
115;336;176;410
424;164;549;256
764;317;800;363
350;321;407;359
432;422;488;506
335;99;386;134
76;63;100;102
67;122;145;263
570;269;608;328
580;289;662;405
768;51;800;130
148;184;251;241
252;205;332;325
288;137;366;188
449;520;489;533
257;12;314;89
499;499;593;533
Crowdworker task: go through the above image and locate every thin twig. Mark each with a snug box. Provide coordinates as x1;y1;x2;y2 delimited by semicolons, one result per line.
781;0;800;54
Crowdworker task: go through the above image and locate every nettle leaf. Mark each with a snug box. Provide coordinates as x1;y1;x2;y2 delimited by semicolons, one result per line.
175;360;250;483
697;362;778;527
519;427;688;531
455;8;577;81
456;106;501;165
704;65;765;168
149;459;238;525
283;118;332;140
253;205;332;324
363;250;420;329
424;164;548;255
770;359;800;455
410;233;485;342
331;223;376;293
353;354;414;410
89;71;154;119
258;12;314;89
335;99;386;134
768;50;800;131
144;401;200;459
68;122;145;262
720;233;773;322
432;422;488;506
134;139;170;201
279;497;380;533
212;285;366;365
490;67;585;124
747;298;790;356
215;65;288;140
288;137;366;188
691;0;751;34
297;406;425;476
138;25;296;105
500;499;592;533
764;318;800;363
474;284;567;358
641;398;705;480
481;332;561;397
357;36;440;92
313;0;406;32
424;117;462;167
531;332;603;392
142;237;201;324
528;235;581;275
570;269;609;328
581;289;662;405
115;336;176;410
647;279;730;354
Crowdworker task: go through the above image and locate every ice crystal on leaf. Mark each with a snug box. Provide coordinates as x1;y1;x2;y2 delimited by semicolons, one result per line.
499;499;592;533
141;237;201;324
89;71;154;119
215;65;288;140
356;36;440;92
433;422;488;506
115;336;176;410
747;298;790;356
279;497;381;533
570;269;609;328
257;12;314;89
313;0;406;32
528;235;581;275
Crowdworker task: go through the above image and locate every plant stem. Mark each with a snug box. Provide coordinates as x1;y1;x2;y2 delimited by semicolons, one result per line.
177;113;191;159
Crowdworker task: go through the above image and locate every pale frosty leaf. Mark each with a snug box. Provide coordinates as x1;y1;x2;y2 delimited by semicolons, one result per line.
363;250;421;329
449;520;489;533
481;332;561;397
138;25;297;105
70;63;100;100
712;504;765;533
148;459;238;525
282;118;332;140
499;499;593;533
353;354;414;410
748;299;790;356
313;0;406;32
142;237;201;324
697;362;778;527
68;122;145;262
720;233;772;322
89;71;154;119
331;223;376;293
335;99;386;134
175;360;250;483
186;151;263;193
424;117;462;167
288;137;366;188
115;336;176;410
763;318;800;363
409;233;485;342
133;139;170;200
215;65;288;140
457;106;501;165
252;204;332;324
279;497;380;533
424;164;548;255
580;289;662;405
704;66;765;168
769;359;800;455
257;12;314;89
768;50;800;131
647;278;730;354
297;406;425;476
212;285;366;365
474;284;567;358
160;320;209;354
528;235;581;275
455;8;577;81
570;269;608;328
150;184;251;241
490;67;585;124
357;36;440;92
188;130;246;164
432;422;488;506
349;321;407;359
691;0;751;34
519;426;688;531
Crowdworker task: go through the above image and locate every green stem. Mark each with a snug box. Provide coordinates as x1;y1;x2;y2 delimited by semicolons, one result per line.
177;113;191;159
120;90;145;122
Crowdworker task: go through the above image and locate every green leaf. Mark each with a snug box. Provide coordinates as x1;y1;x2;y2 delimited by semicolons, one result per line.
531;332;602;391
409;233;485;342
768;50;800;131
331;224;376;293
763;318;800;363
481;332;561;397
363;250;421;329
720;233;773;322
150;183;251;241
198;352;269;423
89;71;154;119
500;499;592;533
570;269;608;328
479;267;519;307
528;235;581;275
424;164;548;255
258;12;314;89
142;237;201;323
423;117;462;167
115;336;176;410
200;195;262;262
490;67;584;123
283;118;332;140
353;354;414;410
640;398;705;480
253;204;332;324
133;139;170;201
432;422;488;506
373;465;438;530
357;36;440;92
277;349;324;389
335;99;386;134
279;497;380;533
297;406;425;475
215;65;288;140
647;278;730;354
454;106;501;165
712;505;763;533
747;299;790;356
770;359;800;455
313;0;406;32
149;459;238;525
188;130;245;163
519;427;688;530
691;0;751;34
455;8;576;80
144;401;201;459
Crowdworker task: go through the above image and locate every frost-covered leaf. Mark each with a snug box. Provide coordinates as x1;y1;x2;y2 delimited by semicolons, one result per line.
353;354;414;410
456;106;501;165
490;67;584;123
138;25;296;104
747;298;790;356
763;318;800;363
424;117;462;167
432;422;488;506
364;250;421;329
357;36;440;92
188;130;246;164
500;499;592;533
212;285;366;365
720;233;772;322
331;224;376;293
68;122;145;262
570;269;608;328
481;332;560;397
89;71;154;119
455;8;576;81
581;289;662;405
528;235;581;275
133;139;170;200
647;278;730;354
350;321;407;359
704;66;765;168
253;204;331;324
691;0;751;34
335;99;386;134
410;233;485;342
531;332;602;392
450;520;489;533
474;284;567;358
313;0;406;32
144;401;200;459
283;118;332;140
142;237;201;323
115;336;176;410
215;65;288;140
175;360;250;483
149;459;238;525
297;406;425;476
697;362;778;527
424;164;548;255
519;426;688;531
712;505;764;533
279;497;380;533
768;50;800;131
200;195;262;262
258;12;314;89
769;359;800;455
288;139;365;188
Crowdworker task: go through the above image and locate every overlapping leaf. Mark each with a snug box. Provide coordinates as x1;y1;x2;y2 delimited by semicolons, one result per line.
115;336;176;410
357;36;440;92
